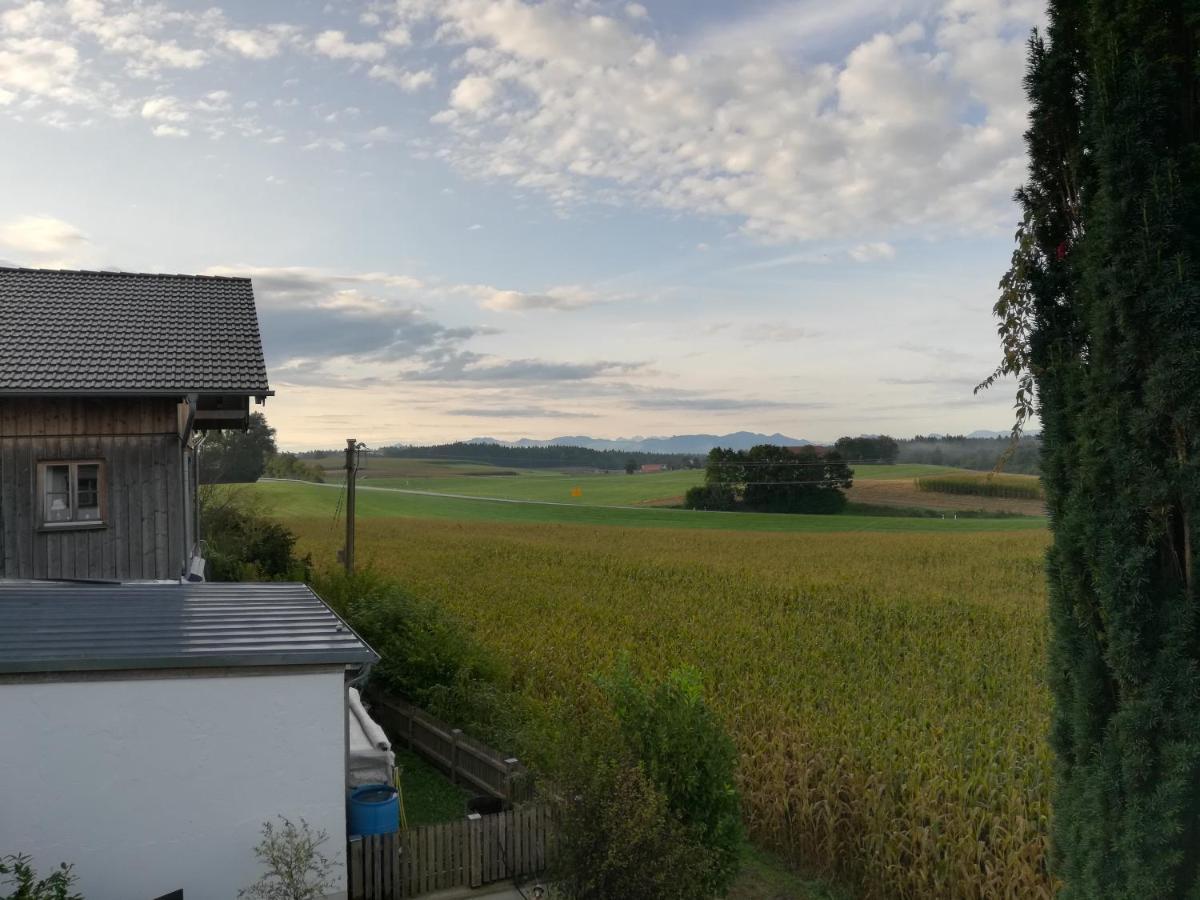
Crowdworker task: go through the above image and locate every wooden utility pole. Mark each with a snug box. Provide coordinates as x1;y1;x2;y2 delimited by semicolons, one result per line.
344;437;357;575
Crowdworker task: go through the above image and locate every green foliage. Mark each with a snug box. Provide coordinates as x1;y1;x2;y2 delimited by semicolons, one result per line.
915;473;1043;501
694;445;852;515
238;818;335;900
600;661;743;894
684;483;738;511
314;569;513;739
200;486;312;581
548;758;722;900
264;452;325;483
624;458;638;475
0;856;81;900
992;2;1200;895
200;412;279;484
833;435;898;464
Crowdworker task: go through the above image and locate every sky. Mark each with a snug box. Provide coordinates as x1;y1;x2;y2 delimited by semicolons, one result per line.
0;0;1044;450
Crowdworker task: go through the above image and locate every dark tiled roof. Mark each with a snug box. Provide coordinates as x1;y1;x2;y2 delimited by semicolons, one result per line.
0;267;271;395
0;581;378;673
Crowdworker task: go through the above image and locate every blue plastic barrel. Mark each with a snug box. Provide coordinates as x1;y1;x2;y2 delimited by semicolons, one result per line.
348;783;399;836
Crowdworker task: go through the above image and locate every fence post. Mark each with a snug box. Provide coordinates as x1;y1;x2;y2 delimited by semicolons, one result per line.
467;813;483;888
504;757;519;802
451;728;463;784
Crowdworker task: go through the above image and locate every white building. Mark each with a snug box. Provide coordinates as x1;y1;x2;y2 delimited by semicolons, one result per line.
0;581;378;900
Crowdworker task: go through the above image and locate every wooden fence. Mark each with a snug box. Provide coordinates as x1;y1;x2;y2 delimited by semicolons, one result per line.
348;804;551;899
367;692;534;802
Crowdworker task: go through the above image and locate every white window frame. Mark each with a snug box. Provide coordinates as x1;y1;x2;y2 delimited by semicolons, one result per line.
36;459;107;530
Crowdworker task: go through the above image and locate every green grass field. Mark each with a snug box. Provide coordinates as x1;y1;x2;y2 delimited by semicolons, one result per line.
252;480;1045;533
312;461;982;510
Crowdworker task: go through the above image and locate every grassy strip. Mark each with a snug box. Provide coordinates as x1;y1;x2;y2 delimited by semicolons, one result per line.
252;481;1046;533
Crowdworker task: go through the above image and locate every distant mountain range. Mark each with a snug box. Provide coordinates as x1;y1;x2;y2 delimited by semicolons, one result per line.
468;431;812;455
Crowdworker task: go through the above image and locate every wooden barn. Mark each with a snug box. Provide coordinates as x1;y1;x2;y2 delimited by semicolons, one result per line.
0;266;272;581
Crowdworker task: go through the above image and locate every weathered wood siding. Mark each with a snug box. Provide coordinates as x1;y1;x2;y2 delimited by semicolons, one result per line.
0;398;188;581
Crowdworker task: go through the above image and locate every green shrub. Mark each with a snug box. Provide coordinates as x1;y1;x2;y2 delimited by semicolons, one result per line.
200;486;312;582
549;759;720;900
238;817;335;900
314;569;514;740
0;855;81;900
684;484;737;511
600;661;742;895
264;453;326;483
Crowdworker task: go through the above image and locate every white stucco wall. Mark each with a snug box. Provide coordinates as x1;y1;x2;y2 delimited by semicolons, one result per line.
0;669;348;900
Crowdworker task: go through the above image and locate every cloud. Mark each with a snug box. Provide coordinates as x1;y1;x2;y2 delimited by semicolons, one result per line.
313;30;386;62
141;95;188;122
740;322;817;343
627;395;821;412
220;26;295;60
0;214;87;256
448;74;494;112
398;0;1037;243
204;266;481;370
368;63;434;92
477;284;600;312
445;406;600;418
151;123;188;138
410;355;644;383
848;242;897;261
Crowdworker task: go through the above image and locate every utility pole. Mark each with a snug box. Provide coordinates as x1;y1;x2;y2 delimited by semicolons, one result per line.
344;437;357;576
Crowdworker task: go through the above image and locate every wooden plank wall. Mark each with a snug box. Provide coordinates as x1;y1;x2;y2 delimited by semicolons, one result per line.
0;398;187;581
347;805;550;899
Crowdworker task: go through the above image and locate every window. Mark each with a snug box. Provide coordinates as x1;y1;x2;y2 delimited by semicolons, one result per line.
37;460;105;528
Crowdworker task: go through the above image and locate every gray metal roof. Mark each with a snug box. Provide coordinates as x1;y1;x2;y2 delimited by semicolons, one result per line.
0;267;271;396
0;581;378;674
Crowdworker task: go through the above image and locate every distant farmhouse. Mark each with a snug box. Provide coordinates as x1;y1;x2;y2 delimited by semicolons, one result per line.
0;268;378;900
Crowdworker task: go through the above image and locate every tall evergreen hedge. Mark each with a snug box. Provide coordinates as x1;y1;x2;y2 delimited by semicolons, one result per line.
999;1;1200;895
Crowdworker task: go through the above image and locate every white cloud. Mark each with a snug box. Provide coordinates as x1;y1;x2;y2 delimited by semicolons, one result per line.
151;123;188;138
476;284;602;312
1;2;47;34
368;63;434;92
0;214;86;254
848;242;897;261
141;95;187;122
313;30;386;62
0;214;90;266
0;37;84;104
382;25;411;46
411;0;1038;243
221;27;290;60
624;4;649;20
449;74;494;112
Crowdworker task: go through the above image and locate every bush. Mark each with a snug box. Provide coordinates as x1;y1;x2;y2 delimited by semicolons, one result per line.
600;662;742;894
0;855;81;900
200;486;312;582
549;759;720;900
263;453;325;483
683;484;737;511
743;484;847;514
314;569;514;740
238;817;335;900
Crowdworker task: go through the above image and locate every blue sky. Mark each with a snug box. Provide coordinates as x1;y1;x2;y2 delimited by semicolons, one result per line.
0;0;1043;449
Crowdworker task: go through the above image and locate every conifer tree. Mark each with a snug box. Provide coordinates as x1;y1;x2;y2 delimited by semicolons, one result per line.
989;1;1200;894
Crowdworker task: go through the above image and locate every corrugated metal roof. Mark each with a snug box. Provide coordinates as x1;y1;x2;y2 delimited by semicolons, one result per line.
0;582;378;674
0;267;271;396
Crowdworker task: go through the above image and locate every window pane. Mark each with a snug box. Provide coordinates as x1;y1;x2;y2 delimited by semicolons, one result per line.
76;464;100;519
45;465;71;522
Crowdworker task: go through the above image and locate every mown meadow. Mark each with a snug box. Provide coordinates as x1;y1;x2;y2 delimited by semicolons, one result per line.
272;496;1053;900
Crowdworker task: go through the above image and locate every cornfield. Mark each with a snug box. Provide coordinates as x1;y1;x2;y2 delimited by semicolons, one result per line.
915;473;1044;501
289;516;1053;899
